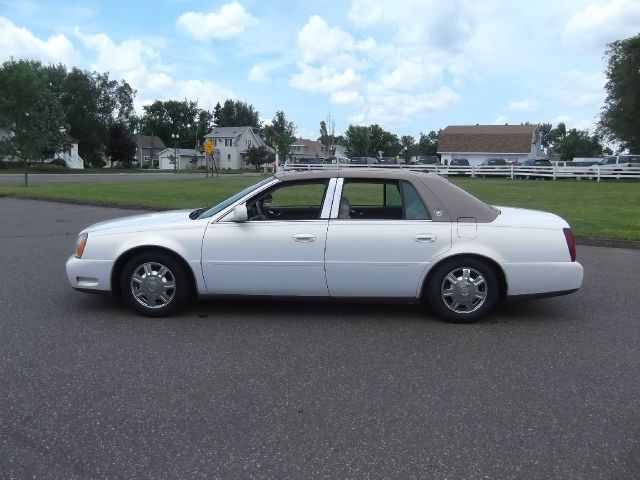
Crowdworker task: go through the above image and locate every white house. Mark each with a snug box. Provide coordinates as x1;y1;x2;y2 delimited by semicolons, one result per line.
204;126;266;169
157;148;205;170
437;125;543;166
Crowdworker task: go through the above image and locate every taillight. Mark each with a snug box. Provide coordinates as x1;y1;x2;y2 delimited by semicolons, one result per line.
563;228;576;262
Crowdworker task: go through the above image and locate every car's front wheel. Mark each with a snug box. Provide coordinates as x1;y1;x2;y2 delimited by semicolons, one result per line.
425;258;499;323
120;252;190;317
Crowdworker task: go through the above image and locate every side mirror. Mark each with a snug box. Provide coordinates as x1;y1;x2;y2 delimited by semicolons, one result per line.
226;203;248;222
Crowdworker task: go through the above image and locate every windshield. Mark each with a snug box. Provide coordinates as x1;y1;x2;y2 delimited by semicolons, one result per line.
197;176;275;219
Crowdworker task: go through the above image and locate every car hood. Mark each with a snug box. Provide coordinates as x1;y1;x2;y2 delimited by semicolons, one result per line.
491;206;569;229
82;210;196;235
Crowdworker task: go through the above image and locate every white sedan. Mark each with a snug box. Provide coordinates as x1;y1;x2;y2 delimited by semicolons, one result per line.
66;170;583;323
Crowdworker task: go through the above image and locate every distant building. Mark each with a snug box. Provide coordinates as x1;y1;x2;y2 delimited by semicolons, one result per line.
290;138;330;161
157;148;205;170
437;125;543;166
204;126;267;169
134;135;166;168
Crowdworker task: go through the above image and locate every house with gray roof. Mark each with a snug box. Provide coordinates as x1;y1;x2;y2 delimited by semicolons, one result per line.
204;126;267;169
290;138;330;161
437;125;543;166
134;134;166;168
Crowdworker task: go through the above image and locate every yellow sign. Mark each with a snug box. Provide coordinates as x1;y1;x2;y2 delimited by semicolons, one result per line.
203;139;214;154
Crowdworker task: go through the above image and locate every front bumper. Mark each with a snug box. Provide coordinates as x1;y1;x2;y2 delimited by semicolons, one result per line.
66;256;114;293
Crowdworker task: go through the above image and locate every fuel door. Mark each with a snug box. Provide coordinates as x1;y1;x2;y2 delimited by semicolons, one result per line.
457;217;477;239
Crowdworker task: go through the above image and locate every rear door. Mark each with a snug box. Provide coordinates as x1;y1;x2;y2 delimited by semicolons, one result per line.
325;178;452;298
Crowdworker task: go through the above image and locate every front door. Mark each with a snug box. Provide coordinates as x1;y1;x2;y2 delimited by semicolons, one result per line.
201;179;333;296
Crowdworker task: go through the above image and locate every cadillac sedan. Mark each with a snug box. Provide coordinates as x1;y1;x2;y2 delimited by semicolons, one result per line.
66;170;583;323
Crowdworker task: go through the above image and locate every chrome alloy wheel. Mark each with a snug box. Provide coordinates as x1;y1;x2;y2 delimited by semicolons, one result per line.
130;262;176;309
441;267;487;314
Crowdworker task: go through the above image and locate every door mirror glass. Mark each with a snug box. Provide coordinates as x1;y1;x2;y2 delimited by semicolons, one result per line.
225;203;248;222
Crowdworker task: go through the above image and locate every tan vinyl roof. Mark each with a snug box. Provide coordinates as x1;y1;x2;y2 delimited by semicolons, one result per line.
437;124;537;154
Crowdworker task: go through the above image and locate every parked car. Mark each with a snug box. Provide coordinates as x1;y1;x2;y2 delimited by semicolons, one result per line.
448;158;471;176
415;156;440;165
586;155;640;179
519;158;552;179
378;156;401;165
450;158;470;166
67;170;582;323
349;156;379;165
482;158;508;166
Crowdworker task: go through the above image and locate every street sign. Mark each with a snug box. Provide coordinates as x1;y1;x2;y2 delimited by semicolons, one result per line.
203;139;214;154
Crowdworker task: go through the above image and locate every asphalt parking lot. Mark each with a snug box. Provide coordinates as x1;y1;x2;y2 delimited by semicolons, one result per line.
1;197;638;479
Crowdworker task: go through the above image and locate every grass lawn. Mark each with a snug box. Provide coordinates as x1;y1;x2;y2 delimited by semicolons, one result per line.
0;175;638;241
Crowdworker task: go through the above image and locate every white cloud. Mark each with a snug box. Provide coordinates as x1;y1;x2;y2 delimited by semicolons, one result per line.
76;30;233;113
364;85;460;125
508;100;538;112
557;70;605;108
290;64;360;93
0;17;76;64
348;113;366;124
248;65;270;83
177;1;257;41
563;0;640;51
75;30;160;72
493;115;508;125
379;59;443;91
330;90;363;106
297;15;376;67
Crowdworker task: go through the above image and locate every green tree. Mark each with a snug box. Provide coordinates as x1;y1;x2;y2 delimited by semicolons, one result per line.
245;144;274;171
555;128;604;161
106;122;137;167
598;34;640;152
400;135;416;163
368;124;399;157
262;111;296;163
214;99;261;128
138;99;204;148
417;130;440;156
344;125;370;157
538;122;553;150
60;68;135;166
0;59;67;165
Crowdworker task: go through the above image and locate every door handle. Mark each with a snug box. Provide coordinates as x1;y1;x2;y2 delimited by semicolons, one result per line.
414;234;437;242
293;233;316;242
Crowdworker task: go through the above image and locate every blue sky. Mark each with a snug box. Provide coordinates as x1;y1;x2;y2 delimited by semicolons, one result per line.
1;0;639;140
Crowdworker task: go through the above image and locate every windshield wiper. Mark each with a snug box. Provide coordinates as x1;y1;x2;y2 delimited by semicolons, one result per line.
189;207;207;220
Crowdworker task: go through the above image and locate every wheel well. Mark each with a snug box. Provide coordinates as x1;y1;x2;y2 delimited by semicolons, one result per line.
111;246;198;298
421;254;507;301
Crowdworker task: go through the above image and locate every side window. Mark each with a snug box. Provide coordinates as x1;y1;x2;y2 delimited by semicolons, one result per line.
339;181;401;220
339;180;429;220
247;181;328;221
401;181;430;220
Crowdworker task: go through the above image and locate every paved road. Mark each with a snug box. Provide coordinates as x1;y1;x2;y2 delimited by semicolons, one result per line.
0;172;263;184
1;198;638;479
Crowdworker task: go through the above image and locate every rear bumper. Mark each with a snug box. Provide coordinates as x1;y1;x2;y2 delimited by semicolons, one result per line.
504;261;583;297
66;256;113;293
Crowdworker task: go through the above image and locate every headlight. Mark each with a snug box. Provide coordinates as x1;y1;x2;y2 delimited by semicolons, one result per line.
74;233;88;258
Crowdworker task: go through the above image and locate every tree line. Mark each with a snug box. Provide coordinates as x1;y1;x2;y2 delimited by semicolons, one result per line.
1;34;638;168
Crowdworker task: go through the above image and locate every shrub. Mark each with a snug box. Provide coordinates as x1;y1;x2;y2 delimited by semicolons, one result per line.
50;158;68;168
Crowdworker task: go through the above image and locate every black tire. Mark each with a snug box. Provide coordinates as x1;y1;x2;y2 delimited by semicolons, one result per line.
120;251;191;317
424;257;499;323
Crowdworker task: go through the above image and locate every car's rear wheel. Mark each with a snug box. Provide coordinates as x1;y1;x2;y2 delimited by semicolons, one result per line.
425;258;499;323
120;252;190;317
